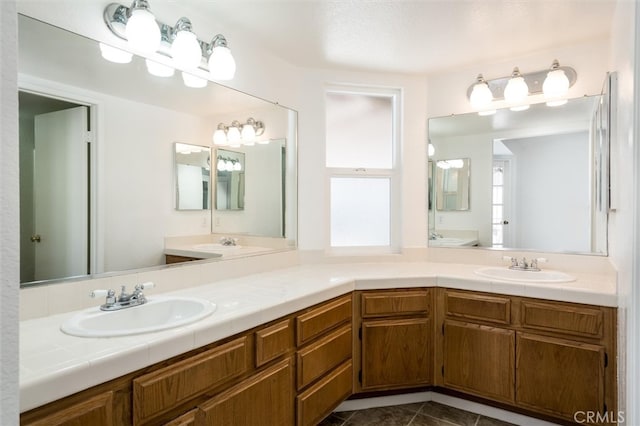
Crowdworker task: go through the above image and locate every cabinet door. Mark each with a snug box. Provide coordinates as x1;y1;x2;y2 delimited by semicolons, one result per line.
22;391;113;426
516;332;605;420
361;317;431;390
443;320;515;403
196;358;294;426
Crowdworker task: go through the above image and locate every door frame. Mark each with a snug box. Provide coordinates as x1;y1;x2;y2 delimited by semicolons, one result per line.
19;74;103;279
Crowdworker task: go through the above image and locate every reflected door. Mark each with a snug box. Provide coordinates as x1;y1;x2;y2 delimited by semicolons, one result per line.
33;106;89;281
492;160;513;248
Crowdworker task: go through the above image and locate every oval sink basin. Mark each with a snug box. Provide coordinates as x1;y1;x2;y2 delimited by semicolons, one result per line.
61;297;216;337
474;267;576;283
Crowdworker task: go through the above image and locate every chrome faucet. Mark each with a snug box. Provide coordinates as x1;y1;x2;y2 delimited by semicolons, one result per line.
90;282;155;311
429;231;443;240
219;236;237;246
503;256;547;272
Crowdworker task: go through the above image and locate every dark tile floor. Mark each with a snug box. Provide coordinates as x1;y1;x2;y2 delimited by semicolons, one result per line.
318;401;518;426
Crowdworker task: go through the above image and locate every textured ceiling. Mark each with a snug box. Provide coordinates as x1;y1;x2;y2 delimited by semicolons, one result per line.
188;0;617;74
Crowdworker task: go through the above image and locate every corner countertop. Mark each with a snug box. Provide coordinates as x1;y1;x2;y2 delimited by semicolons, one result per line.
19;261;616;413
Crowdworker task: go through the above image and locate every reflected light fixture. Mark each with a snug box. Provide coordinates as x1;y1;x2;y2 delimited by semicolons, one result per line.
216;155;243;172
181;72;208;88
145;59;174;77
428;142;435;157
99;42;133;63
103;1;236;80
467;61;576;114
437;159;465;169
213;118;265;146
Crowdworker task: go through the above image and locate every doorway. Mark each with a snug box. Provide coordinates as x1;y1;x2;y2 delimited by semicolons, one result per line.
19;91;92;283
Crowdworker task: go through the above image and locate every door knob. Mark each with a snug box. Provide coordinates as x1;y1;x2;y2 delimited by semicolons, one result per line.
31;234;41;242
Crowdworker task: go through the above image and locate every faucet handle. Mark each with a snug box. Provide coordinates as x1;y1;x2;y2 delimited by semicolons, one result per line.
90;289;114;298
134;282;155;292
502;256;518;268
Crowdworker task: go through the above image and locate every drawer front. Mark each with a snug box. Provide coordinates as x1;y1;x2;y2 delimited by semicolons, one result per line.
521;301;603;338
296;360;353;426
23;391;113;426
445;291;511;325
296;294;352;346
297;324;352;390
255;319;293;367
133;336;250;424
164;409;197;426
361;290;430;318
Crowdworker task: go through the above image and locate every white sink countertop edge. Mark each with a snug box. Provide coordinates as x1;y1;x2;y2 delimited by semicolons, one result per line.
19;261;616;412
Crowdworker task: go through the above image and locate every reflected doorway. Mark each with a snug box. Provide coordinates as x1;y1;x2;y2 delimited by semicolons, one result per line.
19;91;92;283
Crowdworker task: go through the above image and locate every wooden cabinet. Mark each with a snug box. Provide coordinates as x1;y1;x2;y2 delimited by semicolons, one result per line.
196;358;294;426
516;333;605;420
443;320;515;403
22;391;114;426
357;289;433;392
295;294;353;426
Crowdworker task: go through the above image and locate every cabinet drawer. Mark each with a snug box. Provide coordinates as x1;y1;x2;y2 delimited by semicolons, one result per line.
255;319;293;367
296;360;353;426
133;336;251;425
22;391;113;426
296;294;352;346
445;291;510;325
361;290;430;318
521;301;603;338
297;324;352;390
164;409;197;426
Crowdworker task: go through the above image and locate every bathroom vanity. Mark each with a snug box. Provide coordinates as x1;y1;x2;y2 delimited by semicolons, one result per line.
19;262;617;426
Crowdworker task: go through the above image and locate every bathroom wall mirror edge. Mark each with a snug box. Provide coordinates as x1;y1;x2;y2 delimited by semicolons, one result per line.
18;14;298;287
427;84;613;255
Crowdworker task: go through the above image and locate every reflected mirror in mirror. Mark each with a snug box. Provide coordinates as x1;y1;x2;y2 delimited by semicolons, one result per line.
216;149;245;211
435;158;470;211
18;14;298;286
428;94;609;254
175;143;211;210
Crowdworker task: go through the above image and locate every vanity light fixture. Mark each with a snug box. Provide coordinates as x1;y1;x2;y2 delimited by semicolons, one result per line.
467;61;577;114
216;155;242;172
103;1;236;80
213;118;265;146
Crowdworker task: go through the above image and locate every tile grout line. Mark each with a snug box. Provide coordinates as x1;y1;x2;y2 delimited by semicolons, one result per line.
473;414;481;426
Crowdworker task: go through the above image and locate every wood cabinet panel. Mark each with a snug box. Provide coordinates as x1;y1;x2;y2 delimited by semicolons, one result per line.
361;290;430;318
22;391;113;426
297;324;352;390
296;294;352;346
520;301;604;338
255;319;293;367
443;320;515;403
445;291;510;325
165;255;201;264
133;336;250;425
296;360;353;426
196;358;294;426
361;317;431;390
163;409;197;426
516;332;605;419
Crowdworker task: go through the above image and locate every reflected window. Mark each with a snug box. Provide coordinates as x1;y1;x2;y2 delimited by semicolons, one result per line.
325;88;400;251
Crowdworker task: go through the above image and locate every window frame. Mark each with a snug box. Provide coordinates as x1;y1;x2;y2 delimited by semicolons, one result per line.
324;85;402;254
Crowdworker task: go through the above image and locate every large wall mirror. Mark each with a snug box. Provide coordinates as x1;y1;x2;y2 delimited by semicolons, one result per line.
428;91;611;255
18;15;298;286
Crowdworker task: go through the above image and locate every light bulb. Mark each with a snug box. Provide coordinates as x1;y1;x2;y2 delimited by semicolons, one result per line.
225;160;234;172
181;72;207;88
217;159;225;171
213;129;228;145
145;59;175;77
209;45;236;80
504;68;529;105
125;8;161;54
449;159;465;169
171;30;202;70
241;124;256;141
469;75;493;110
233;162;242;171
437;161;451;170
543;61;570;106
99;43;133;64
227;126;241;143
428;143;435;157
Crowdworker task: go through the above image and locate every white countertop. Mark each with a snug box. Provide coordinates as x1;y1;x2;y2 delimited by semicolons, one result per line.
19;261;616;412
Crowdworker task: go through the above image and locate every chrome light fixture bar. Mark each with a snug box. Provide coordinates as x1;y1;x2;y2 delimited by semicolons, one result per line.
467;60;576;114
213;118;266;147
104;1;236;80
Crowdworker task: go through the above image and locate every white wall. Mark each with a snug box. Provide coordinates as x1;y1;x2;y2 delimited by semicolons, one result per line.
608;1;638;423
0;1;20;423
505;132;590;252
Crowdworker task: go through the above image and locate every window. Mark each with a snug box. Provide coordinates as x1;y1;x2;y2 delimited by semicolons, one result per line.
325;88;400;252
